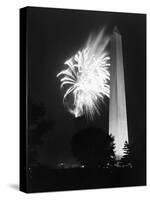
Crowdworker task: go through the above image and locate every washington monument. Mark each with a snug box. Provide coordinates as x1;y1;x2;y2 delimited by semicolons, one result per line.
109;27;128;158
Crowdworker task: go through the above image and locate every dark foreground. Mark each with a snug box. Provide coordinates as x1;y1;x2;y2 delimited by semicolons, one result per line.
26;166;146;193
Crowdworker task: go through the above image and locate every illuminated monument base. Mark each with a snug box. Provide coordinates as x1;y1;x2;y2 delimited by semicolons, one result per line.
109;27;128;159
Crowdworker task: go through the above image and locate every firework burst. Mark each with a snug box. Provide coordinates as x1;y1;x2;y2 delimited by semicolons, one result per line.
57;28;110;119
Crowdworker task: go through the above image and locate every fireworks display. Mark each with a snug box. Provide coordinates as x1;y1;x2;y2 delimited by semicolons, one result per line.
57;28;110;119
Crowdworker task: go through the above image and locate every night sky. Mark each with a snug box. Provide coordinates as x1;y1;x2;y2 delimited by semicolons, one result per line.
27;7;146;168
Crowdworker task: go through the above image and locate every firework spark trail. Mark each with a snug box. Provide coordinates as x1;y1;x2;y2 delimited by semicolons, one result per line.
57;28;110;119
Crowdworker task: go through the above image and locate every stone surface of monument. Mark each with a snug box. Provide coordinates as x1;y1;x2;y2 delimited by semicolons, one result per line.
109;27;129;159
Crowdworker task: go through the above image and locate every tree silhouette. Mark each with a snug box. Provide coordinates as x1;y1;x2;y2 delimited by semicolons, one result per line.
120;141;132;167
71;127;115;168
28;97;54;168
28;97;45;126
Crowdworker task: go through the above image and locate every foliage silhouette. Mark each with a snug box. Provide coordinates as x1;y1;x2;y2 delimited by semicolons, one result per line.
28;98;45;126
120;141;132;167
28;97;54;168
71;127;115;168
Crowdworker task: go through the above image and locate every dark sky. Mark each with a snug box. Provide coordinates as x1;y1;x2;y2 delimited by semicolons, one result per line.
27;7;146;167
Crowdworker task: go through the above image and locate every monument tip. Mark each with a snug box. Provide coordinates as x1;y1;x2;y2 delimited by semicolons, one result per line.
113;26;120;34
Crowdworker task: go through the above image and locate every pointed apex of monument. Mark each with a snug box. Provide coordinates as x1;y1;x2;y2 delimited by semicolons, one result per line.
113;26;120;34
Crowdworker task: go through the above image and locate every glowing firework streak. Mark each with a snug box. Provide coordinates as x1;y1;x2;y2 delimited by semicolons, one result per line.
57;28;110;119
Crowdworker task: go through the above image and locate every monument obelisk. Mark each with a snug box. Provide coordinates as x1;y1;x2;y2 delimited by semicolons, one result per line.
109;27;128;158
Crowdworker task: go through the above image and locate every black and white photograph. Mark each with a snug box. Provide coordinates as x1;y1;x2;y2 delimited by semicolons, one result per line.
20;6;146;193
